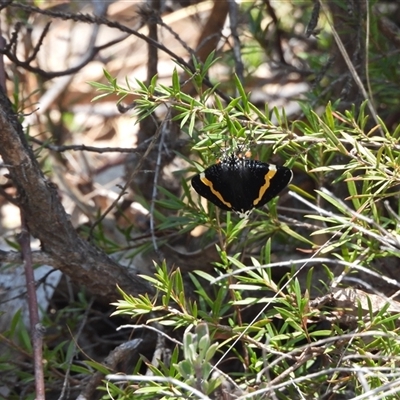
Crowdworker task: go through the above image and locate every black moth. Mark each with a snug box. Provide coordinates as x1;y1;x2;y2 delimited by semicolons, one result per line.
191;153;292;218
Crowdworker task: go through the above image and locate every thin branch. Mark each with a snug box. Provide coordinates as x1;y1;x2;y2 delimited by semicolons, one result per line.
228;0;244;84
0;13;7;90
318;0;382;135
0;31;129;80
149;115;169;258
7;1;232;103
305;0;321;37
143;2;160;84
87;122;161;239
154;12;196;58
29;139;141;154
25;21;51;64
18;212;45;400
59;298;94;400
264;0;286;64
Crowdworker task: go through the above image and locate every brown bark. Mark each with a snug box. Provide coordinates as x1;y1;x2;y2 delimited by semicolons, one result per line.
0;87;153;302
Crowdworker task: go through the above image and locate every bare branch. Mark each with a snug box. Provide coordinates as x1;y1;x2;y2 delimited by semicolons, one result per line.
29;139;141;154
6;2;232;102
25;21;51;64
18;213;45;400
0;29;129;80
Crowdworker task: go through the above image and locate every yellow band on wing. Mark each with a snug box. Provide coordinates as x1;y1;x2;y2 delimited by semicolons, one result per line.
253;167;277;206
200;173;232;208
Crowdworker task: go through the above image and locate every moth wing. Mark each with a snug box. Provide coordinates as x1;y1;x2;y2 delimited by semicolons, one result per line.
191;165;232;211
